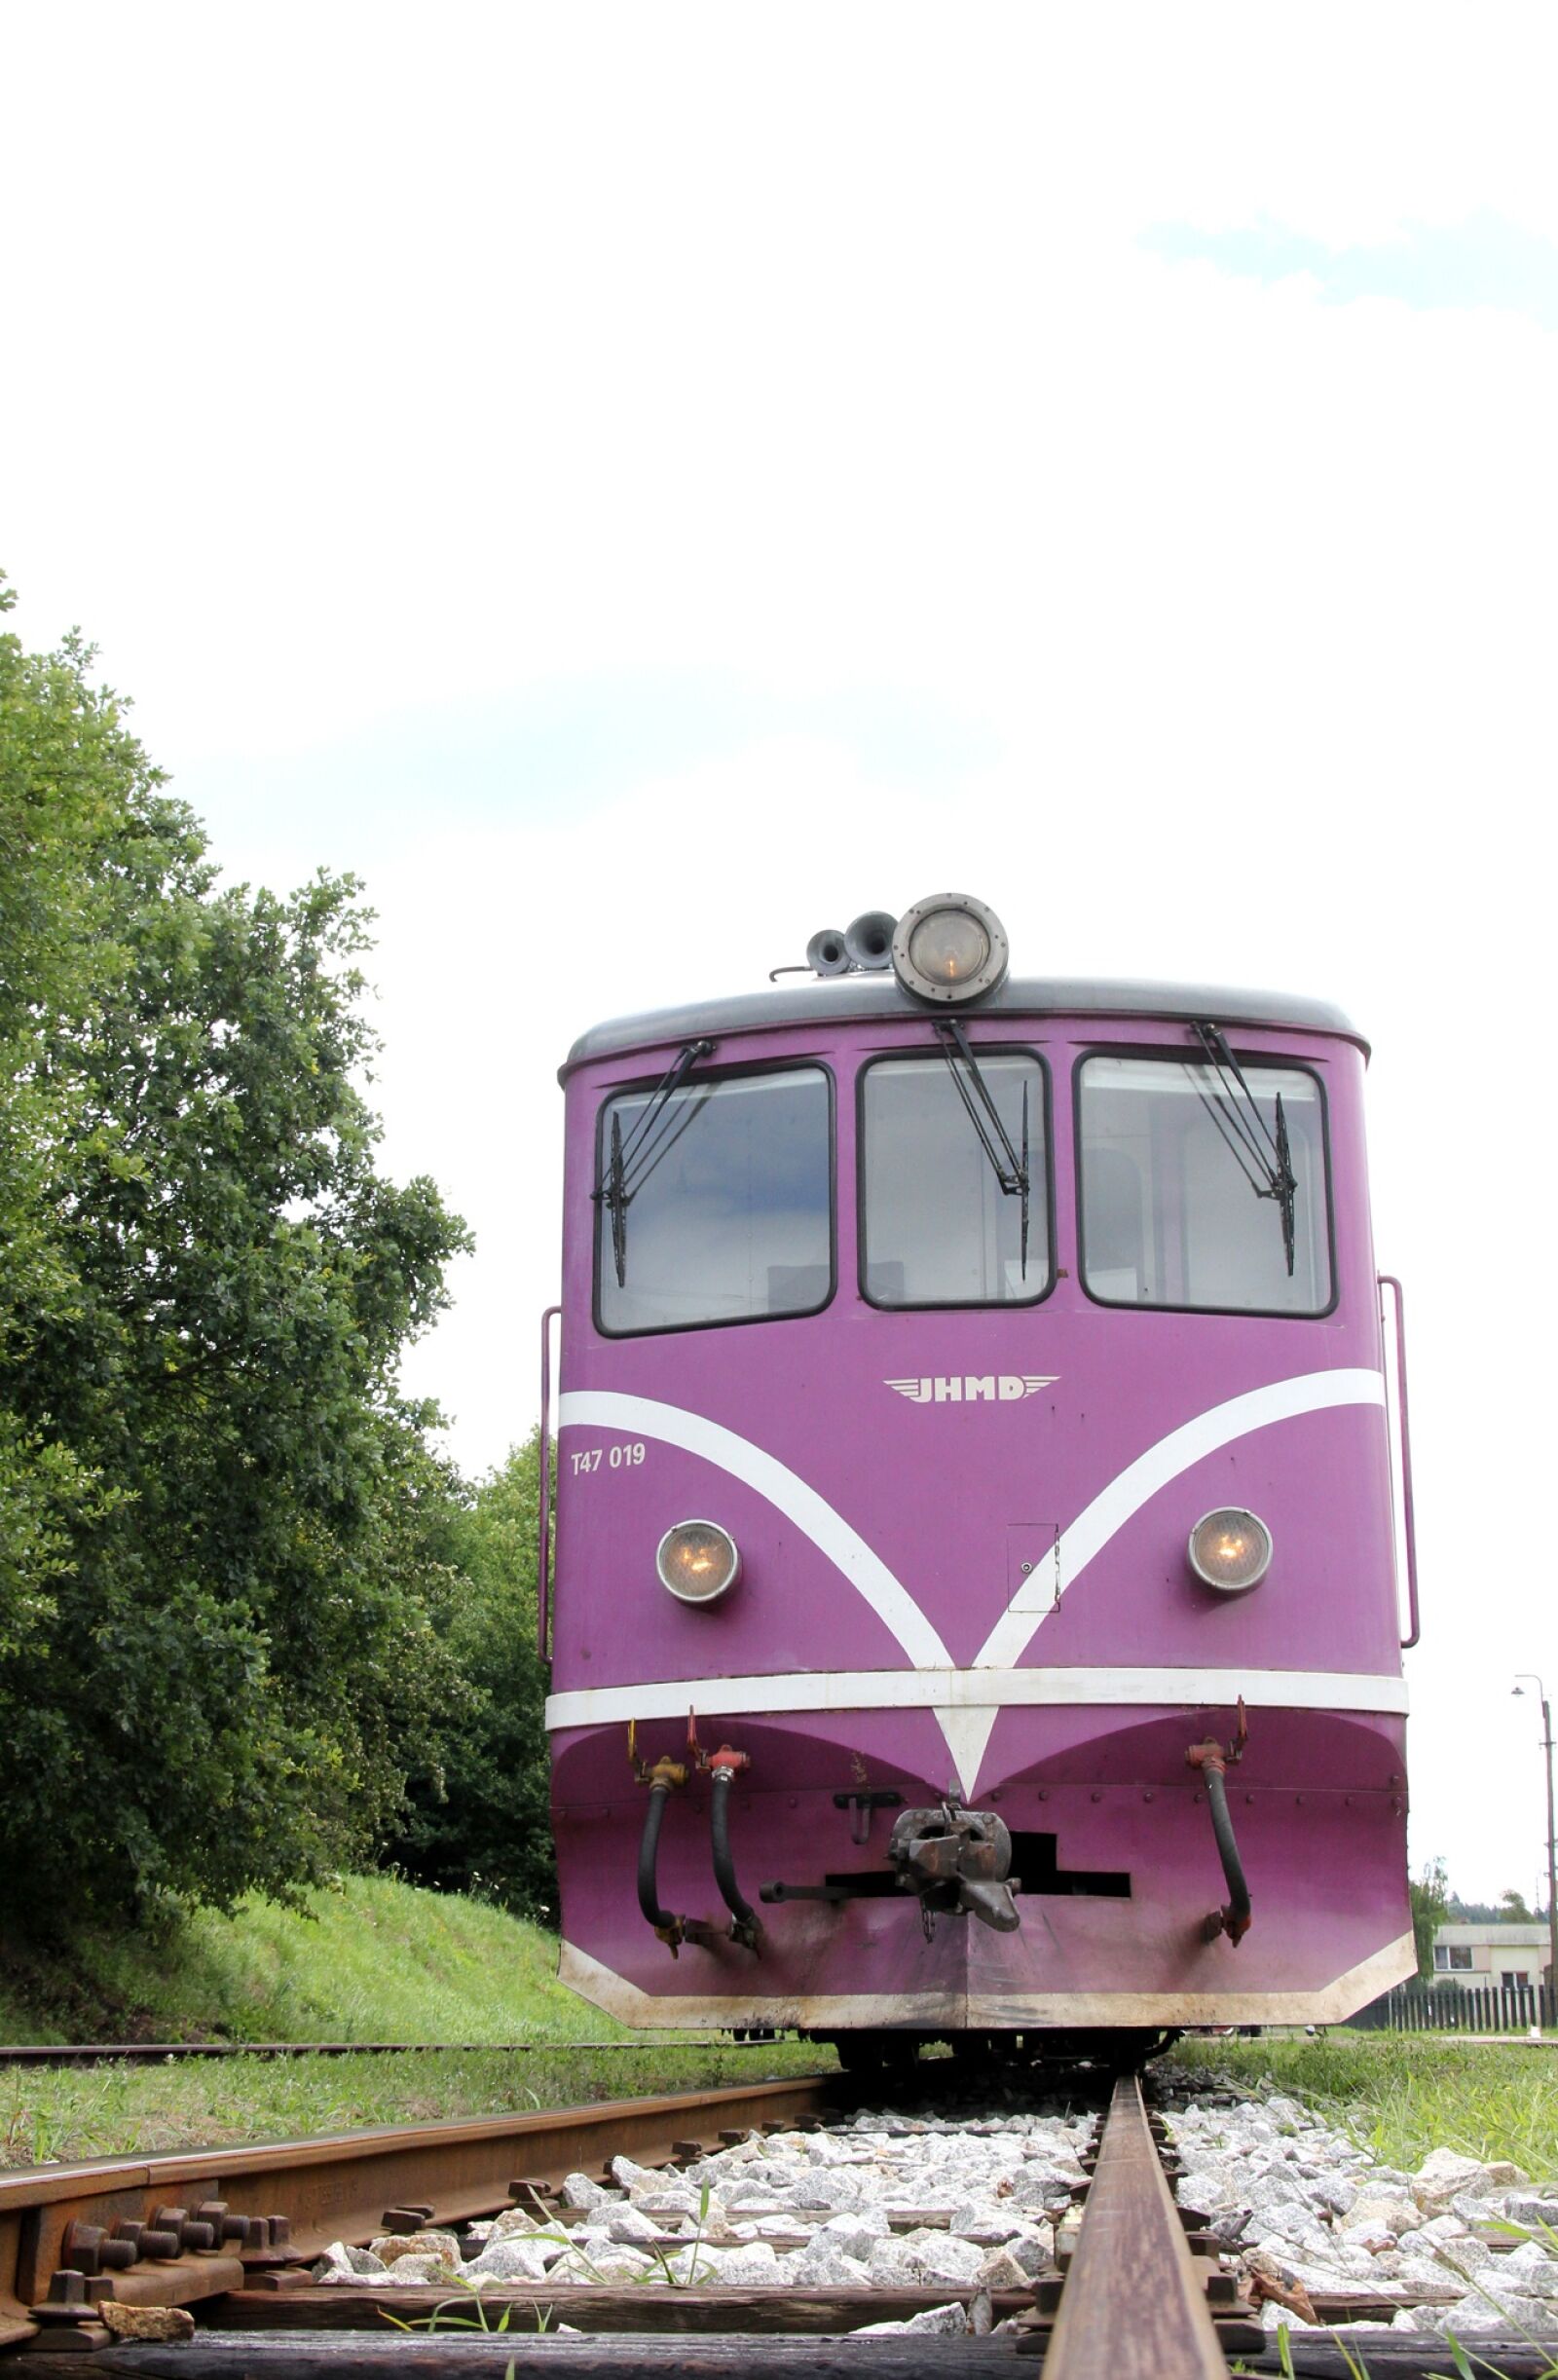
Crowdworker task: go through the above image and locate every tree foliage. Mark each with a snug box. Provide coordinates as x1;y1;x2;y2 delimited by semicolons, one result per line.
1447;1892;1551;1925
0;578;472;1920
386;1434;555;1921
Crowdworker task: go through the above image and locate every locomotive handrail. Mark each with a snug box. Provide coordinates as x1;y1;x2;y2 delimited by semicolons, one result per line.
1378;1273;1421;1650
538;1303;562;1659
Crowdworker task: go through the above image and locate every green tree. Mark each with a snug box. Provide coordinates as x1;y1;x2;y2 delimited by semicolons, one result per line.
387;1434;555;1920
1410;1855;1451;1979
1502;1888;1534;1921
0;581;471;1920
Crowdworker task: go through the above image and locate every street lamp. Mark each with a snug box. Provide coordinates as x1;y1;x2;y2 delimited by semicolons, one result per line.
1513;1676;1558;2027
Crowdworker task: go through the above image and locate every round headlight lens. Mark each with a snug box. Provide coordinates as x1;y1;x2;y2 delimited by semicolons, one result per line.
1188;1508;1273;1592
891;893;1010;1005
909;911;990;986
656;1519;741;1605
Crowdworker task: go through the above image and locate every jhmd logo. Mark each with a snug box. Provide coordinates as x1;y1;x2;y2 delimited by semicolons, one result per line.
886;1374;1057;1404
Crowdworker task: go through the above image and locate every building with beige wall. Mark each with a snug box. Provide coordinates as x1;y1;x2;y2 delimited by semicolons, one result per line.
1431;1921;1549;1990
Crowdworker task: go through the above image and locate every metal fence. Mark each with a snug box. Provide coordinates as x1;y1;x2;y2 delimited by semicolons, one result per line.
1352;1980;1555;2032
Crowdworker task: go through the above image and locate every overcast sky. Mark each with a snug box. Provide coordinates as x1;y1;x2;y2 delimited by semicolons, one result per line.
4;3;1555;1907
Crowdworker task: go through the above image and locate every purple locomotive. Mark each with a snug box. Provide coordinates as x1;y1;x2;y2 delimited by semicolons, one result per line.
541;893;1417;2069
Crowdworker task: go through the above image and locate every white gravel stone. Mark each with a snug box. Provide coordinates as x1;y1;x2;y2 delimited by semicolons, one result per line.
1423;2291;1553;2336
1498;2240;1558;2295
899;2229;987;2287
1002;2234;1054;2282
658;2245;729;2286
1426;2235;1495;2277
790;2244;873;2287
855;2304;970;2336
602;2204;661;2245
633;2188;703;2220
976;2247;1032;2289
951;2207;1027;2245
368;2230;462;2272
490;2207;547;2240
464;2237;553;2284
816;2210;892;2259
865;2236;924;2285
707;2243;784;2286
789;2174;872;2211
1260;2301;1315;2332
378;2254;449;2287
563;2172;615;2212
1415;2213;1472;2247
1412;2150;1529;2213
313;2242;389;2283
546;2245;655;2284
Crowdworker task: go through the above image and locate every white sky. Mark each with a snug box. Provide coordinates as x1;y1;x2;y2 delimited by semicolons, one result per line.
4;3;1556;1907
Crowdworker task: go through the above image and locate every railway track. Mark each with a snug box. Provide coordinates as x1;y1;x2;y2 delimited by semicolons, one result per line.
1;2068;1551;2375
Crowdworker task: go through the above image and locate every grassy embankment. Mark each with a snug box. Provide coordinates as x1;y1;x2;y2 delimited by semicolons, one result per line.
0;1876;825;2167
1167;2033;1558;2182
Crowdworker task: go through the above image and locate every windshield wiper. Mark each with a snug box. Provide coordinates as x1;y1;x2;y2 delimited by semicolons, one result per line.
594;1038;716;1287
1189;1022;1297;1276
934;1020;1031;1278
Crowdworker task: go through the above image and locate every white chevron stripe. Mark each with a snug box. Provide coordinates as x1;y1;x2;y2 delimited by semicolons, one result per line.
974;1366;1389;1672
557;1389;951;1668
557;1369;1393;1794
545;1664;1409;1729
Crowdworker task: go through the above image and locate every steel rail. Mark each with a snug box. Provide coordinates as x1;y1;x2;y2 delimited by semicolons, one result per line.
0;2072;835;2349
1043;2072;1228;2380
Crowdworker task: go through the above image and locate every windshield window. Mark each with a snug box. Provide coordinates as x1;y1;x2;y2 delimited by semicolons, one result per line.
596;1066;832;1334
862;1053;1050;1307
1078;1056;1331;1314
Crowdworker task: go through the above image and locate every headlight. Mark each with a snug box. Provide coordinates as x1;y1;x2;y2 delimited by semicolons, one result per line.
891;893;1010;1005
656;1519;741;1605
1188;1507;1273;1592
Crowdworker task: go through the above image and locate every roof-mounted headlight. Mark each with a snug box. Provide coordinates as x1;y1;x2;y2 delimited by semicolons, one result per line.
1188;1508;1273;1592
656;1519;741;1605
891;893;1010;1006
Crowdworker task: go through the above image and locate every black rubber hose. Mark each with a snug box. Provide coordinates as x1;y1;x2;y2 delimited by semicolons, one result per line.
1204;1766;1251;1937
637;1781;678;1933
710;1768;757;1929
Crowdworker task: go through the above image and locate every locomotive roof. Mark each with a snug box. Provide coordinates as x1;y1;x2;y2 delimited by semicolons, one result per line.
563;976;1366;1075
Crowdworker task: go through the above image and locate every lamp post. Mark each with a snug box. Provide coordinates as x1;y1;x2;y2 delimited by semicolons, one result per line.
1513;1676;1558;2028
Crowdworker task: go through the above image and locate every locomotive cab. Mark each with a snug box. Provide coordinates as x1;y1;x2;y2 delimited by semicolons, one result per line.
542;898;1416;2064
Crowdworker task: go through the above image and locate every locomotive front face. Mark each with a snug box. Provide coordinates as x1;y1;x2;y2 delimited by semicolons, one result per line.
544;927;1415;2038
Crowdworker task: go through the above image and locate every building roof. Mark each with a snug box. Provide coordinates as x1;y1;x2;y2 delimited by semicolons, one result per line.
1434;1922;1549;1946
563;974;1366;1076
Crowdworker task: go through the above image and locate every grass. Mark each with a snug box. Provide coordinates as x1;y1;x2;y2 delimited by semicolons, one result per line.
1166;2032;1558;2182
0;1875;624;2047
0;1873;833;2164
0;2040;827;2169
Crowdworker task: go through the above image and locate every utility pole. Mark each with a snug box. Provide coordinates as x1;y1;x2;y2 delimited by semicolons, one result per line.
1514;1676;1558;2028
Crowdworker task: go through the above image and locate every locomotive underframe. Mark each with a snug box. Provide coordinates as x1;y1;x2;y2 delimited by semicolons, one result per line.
551;1700;1415;2034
